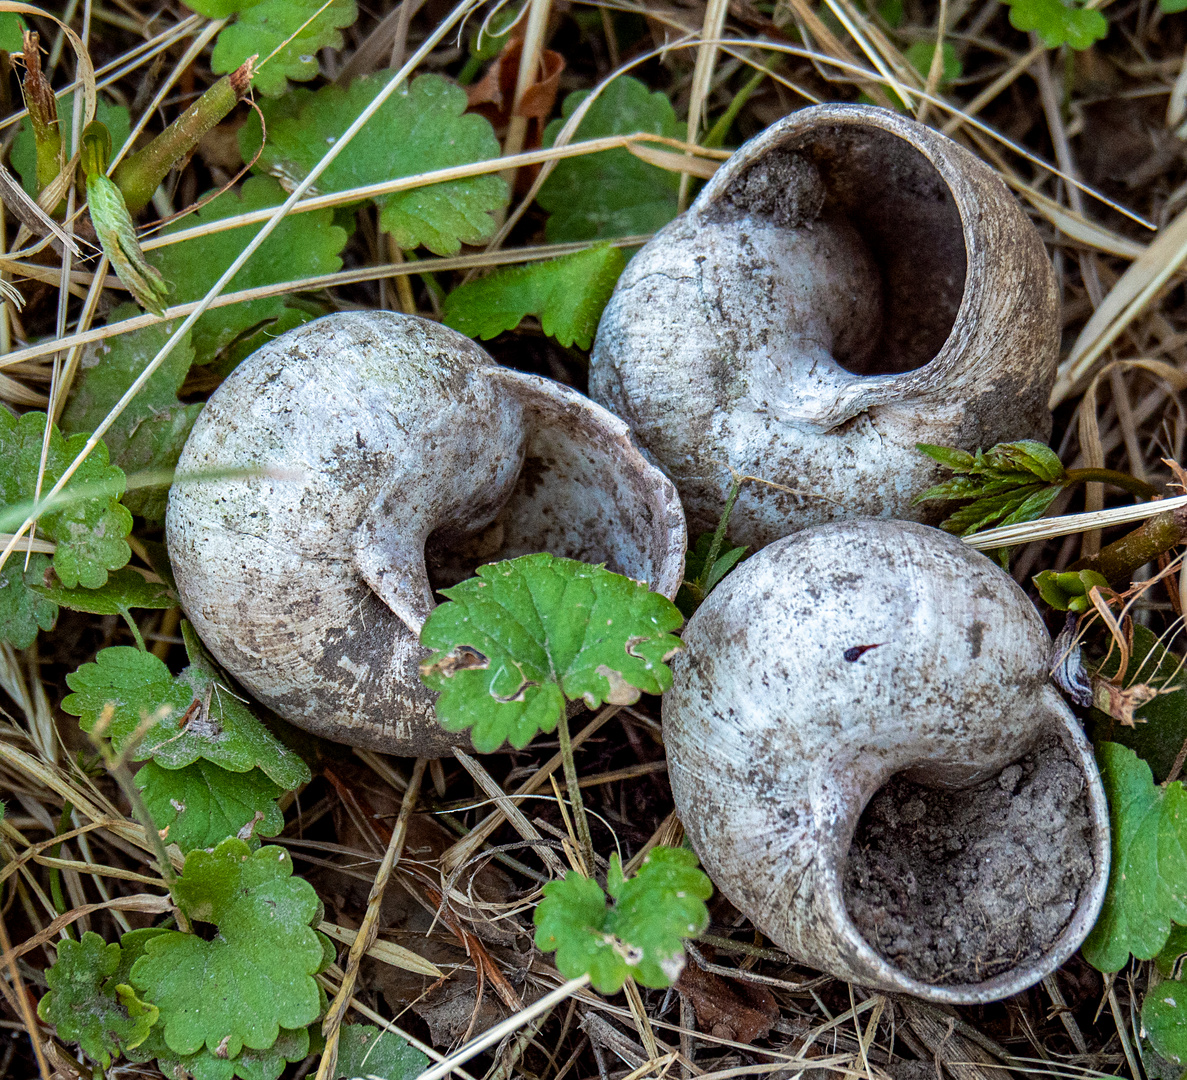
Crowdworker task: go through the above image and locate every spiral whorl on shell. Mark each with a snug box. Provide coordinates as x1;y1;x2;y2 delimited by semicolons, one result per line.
166;311;686;756
663;519;1109;1003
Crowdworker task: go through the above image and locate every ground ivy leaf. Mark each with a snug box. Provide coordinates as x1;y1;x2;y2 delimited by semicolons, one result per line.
243;74;506;256
335;1024;427;1080
131;839;323;1057
607;847;713;986
1090;626;1187;782
0;554;58;648
442;243;625;348
211;0;358;97
1145;978;1187;1065
133;1025;310;1080
62;303;202;524
35;565;176;615
151;175;347;366
61;633;311;789
62;646;193;750
538;76;682;242
419;554;684;753
1002;0;1108;48
12;95;131;197
37;931;159;1069
137;760;284;853
533;846;711;994
0;410;132;589
0;13;24;51
175;622;312;788
1081;743;1187;972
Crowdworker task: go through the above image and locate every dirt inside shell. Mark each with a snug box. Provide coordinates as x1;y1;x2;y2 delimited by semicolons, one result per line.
843;736;1096;986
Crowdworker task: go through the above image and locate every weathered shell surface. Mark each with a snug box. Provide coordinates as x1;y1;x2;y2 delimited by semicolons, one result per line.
591;104;1060;549
663;519;1109;1003
166;311;685;756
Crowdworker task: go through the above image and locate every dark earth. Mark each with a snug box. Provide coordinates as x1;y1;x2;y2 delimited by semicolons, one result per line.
844;735;1096;985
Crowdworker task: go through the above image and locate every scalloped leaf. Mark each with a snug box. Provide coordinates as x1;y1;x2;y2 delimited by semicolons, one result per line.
533;847;711;993
242;73;506;256
130;840;323;1057
443;243;625;348
419;554;684;752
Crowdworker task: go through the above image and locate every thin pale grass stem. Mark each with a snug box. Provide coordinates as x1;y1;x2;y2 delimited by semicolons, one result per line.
0;905;50;1080
966;493;1187;549
319;758;427;1079
1108;985;1141;1080
414;976;592;1080
679;0;731;210
441;706;619;874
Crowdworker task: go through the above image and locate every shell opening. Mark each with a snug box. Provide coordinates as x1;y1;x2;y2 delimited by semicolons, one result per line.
426;387;677;595
842;734;1096;986
718;124;967;378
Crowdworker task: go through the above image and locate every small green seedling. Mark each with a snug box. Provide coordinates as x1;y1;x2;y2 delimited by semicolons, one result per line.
915;439;1067;537
1033;569;1110;613
419;553;684;752
1000;0;1108;49
37;931;159;1069
534;847;712;993
915;439;1155;567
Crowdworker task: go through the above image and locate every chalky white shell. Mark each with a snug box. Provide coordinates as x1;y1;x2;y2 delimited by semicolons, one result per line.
663;519;1109;1003
166;311;685;756
591;104;1060;549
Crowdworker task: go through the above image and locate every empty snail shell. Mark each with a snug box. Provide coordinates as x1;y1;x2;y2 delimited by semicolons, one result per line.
663;519;1109;1003
590;103;1059;550
165;310;685;757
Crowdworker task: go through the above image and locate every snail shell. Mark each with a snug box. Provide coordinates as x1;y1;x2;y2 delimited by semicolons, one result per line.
663;519;1109;1003
165;311;685;756
590;104;1059;550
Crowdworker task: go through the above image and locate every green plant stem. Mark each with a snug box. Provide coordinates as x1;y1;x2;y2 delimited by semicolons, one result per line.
456;54;483;84
47;801;73;929
1069;507;1187;585
18;31;62;197
704;56;778;149
87;729;188;929
118;605;146;651
1063;467;1158;501
697;478;743;591
113;61;254;214
556;708;596;876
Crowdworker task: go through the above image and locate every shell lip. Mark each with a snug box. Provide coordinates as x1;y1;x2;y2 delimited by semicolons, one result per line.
485;364;688;601
690;103;996;418
821;692;1110;1004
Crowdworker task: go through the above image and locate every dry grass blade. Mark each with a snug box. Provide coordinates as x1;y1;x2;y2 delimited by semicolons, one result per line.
967;493;1187;549
1053;205;1187;405
318;921;444;978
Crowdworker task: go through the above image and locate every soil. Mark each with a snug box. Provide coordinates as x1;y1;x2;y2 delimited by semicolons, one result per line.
843;736;1096;986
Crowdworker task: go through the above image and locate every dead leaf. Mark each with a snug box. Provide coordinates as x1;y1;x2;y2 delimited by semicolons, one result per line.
1091;675;1157;726
466;37;565;128
675;960;779;1044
